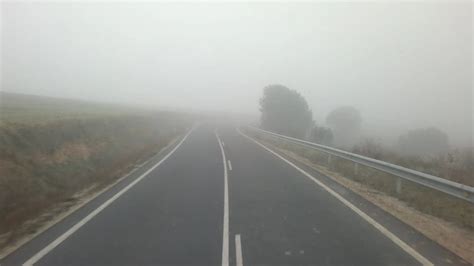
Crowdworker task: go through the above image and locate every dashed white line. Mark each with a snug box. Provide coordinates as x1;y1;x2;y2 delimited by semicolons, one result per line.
22;127;196;266
235;234;243;266
237;128;433;266
228;160;232;171
216;132;229;266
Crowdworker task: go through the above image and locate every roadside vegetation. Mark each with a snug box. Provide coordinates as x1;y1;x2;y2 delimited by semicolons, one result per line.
258;85;473;187
353;137;473;187
251;131;473;228
247;131;474;263
256;84;473;261
0;92;192;251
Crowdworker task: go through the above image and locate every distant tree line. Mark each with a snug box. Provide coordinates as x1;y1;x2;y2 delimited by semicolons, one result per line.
259;85;360;147
259;84;450;157
326;106;361;147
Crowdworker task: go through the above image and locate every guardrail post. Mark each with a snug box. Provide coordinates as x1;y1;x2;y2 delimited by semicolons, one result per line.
327;154;332;169
354;162;359;175
396;177;402;194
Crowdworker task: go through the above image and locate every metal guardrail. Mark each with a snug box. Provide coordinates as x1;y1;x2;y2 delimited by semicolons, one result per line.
247;126;474;203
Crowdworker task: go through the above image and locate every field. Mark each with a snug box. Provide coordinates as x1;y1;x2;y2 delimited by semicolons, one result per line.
0;92;192;251
0;92;154;125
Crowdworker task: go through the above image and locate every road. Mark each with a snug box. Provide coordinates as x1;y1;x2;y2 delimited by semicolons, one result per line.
1;123;468;266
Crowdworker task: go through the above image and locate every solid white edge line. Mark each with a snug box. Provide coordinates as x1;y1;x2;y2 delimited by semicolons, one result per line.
228;160;232;171
22;126;196;266
216;131;229;266
237;128;433;266
235;234;243;266
1;136;181;261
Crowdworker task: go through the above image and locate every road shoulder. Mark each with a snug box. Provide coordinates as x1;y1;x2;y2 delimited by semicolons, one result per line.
240;129;470;266
0;132;187;265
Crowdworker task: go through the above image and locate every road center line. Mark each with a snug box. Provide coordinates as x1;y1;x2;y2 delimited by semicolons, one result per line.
216;132;229;266
22;126;196;266
228;160;232;171
235;234;243;266
238;128;433;266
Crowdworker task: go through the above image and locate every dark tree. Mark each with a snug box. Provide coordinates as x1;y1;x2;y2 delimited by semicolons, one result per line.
326;106;362;147
310;125;334;145
259;84;313;138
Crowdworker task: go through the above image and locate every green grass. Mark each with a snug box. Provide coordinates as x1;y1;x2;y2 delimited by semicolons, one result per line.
0;92;153;126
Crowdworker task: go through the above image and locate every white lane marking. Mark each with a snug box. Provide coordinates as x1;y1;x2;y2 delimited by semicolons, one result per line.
23;127;196;266
0;136;181;261
235;234;243;266
216;132;229;266
228;160;232;171
237;128;433;266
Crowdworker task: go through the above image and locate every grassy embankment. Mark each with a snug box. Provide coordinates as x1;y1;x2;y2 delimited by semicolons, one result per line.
0;92;192;250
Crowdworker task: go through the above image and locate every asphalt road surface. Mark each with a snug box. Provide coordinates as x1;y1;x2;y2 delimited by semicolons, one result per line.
1;123;469;266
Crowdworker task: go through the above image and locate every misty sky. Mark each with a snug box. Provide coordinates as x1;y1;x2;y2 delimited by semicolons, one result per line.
1;1;472;146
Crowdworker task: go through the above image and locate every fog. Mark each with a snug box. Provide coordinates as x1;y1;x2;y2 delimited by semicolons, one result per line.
1;1;472;147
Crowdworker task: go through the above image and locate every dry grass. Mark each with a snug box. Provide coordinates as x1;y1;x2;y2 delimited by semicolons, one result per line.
0;113;191;251
280;148;474;264
353;138;474;187
0;135;180;259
